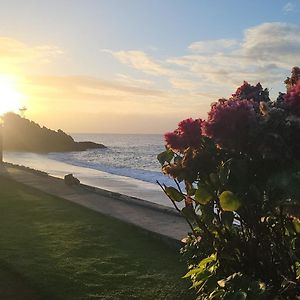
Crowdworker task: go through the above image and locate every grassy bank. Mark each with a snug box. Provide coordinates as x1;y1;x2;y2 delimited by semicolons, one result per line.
0;176;193;299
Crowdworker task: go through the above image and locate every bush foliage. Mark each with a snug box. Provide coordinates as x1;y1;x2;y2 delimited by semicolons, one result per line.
158;68;300;299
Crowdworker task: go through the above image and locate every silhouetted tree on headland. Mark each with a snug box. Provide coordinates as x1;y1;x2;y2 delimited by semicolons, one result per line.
2;113;106;152
19;106;27;118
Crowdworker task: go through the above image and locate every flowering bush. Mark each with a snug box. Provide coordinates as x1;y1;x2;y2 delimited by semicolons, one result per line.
158;68;300;299
165;118;203;151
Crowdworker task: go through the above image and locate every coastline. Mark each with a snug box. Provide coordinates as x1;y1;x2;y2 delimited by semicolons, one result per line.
3;161;178;216
3;151;175;208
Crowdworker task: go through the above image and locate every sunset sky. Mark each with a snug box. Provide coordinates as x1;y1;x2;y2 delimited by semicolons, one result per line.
0;0;300;133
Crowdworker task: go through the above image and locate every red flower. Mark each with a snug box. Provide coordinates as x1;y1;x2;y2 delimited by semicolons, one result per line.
284;80;300;115
164;118;203;152
203;98;258;150
232;81;267;102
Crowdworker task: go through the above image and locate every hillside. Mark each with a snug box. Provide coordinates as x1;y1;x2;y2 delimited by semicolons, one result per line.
2;113;106;152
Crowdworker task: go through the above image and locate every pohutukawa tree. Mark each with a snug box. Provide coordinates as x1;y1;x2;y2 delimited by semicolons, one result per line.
158;67;300;299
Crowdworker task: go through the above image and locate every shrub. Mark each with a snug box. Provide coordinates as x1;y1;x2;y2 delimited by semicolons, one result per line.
158;68;300;299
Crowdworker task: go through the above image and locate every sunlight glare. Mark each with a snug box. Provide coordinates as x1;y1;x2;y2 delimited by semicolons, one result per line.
0;75;23;115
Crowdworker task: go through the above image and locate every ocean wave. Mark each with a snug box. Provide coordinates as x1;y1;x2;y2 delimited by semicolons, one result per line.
48;151;175;186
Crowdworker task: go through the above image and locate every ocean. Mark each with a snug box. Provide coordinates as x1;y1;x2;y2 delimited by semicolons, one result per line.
52;134;167;184
4;134;177;208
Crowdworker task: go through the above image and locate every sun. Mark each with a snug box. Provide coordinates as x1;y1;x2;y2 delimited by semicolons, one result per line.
0;75;23;115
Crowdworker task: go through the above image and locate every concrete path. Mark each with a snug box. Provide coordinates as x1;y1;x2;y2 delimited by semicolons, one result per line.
0;163;190;244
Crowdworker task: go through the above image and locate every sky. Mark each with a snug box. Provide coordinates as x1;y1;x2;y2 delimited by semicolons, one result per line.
0;0;300;133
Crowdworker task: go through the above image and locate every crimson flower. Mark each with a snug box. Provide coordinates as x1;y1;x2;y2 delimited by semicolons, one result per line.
284;80;300;115
164;118;203;152
203;98;258;150
232;81;267;102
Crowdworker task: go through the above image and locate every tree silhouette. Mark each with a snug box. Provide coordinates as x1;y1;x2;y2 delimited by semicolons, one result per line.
19;106;27;118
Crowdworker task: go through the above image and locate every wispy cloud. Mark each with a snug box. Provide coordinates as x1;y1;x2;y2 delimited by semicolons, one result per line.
102;49;173;76
105;22;300;99
283;1;300;12
115;73;153;87
0;37;63;72
169;78;200;91
23;75;166;102
188;39;239;54
21;74;206;133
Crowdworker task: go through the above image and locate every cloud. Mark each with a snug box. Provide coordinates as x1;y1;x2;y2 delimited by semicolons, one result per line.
105;23;300;101
283;1;300;12
7;22;300;133
22;75;166;104
188;39;239;54
169;78;200;91
0;37;63;71
242;23;300;65
102;49;173;76
166;22;300;94
115;73;153;87
21;74;207;133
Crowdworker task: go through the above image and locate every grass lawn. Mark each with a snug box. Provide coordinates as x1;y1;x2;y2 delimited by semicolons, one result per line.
0;176;194;300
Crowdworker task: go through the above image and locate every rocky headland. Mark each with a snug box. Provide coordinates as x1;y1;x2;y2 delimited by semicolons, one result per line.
2;113;106;152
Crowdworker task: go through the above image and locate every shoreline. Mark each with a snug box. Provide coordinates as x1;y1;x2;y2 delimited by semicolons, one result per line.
4;161;178;216
3;152;175;208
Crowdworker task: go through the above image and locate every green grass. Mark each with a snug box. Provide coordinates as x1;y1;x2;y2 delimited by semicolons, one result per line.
0;176;193;299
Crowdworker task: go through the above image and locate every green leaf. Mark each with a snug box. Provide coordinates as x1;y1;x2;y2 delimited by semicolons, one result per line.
183;254;217;279
183;267;202;278
219;191;241;211
201;202;215;225
221;211;234;227
187;187;196;196
293;219;300;233
182;206;195;222
195;270;212;283
165;186;184;202
157;149;174;166
198;253;217;269
195;185;213;205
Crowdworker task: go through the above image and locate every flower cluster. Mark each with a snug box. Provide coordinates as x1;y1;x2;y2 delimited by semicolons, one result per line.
203;98;258;150
285;66;300;89
164;118;203;152
284;79;300;115
232;81;268;102
159;68;300;299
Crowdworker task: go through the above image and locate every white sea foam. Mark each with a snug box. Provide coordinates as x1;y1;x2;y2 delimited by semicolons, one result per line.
3;134;180;207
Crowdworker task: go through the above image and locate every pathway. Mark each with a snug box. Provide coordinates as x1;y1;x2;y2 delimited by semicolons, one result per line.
0;164;190;245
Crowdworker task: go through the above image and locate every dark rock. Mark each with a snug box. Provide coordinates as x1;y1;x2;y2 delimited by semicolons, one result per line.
64;174;80;185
